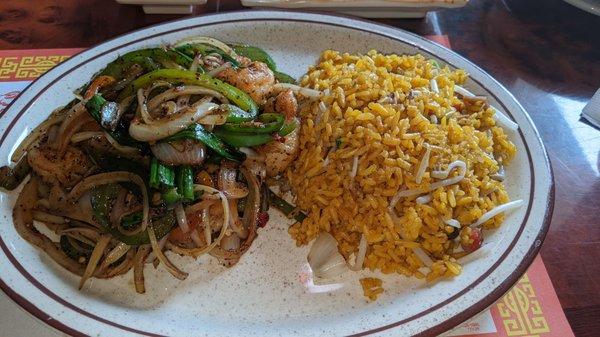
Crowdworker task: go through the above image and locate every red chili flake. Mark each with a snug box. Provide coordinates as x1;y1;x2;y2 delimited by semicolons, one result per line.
257;212;270;228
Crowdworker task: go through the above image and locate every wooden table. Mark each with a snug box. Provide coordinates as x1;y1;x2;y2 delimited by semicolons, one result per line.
1;0;599;335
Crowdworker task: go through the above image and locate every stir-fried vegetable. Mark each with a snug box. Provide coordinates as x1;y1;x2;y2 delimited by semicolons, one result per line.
85;94;143;147
90;184;176;246
2;35;306;294
267;187;306;223
118;69;259;116
231;44;277;71
100;48;193;80
231;44;297;84
213;130;273;148
219;113;284;134
177;165;195;202
164;124;246;163
149;158;175;190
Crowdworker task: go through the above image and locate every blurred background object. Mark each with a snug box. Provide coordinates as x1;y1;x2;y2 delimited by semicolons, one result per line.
115;0;207;14
239;0;468;18
561;0;600;16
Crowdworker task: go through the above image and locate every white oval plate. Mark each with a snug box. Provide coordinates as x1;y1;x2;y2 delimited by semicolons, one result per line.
0;11;553;337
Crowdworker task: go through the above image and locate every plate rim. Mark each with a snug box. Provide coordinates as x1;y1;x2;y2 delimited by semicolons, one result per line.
0;10;554;337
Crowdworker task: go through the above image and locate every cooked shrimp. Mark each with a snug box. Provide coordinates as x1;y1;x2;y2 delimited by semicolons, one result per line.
274;89;298;119
217;61;275;105
28;146;92;187
257;126;300;177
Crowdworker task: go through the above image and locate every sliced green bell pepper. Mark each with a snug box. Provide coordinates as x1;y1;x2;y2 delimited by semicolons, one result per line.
274;71;297;84
100;48;192;80
219;113;284;134
149;158;175;190
117;69;258;117
90;183;176;245
230;44;276;71
267;187;306;223
163;123;246;163
212;130;273;148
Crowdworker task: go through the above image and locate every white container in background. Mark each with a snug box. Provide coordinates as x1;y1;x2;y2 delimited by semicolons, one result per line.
240;0;469;18
115;0;207;14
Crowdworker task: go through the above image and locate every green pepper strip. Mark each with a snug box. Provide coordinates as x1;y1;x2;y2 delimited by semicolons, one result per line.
90;184;176;246
230;44;276;71
267;188;306;223
149;158;175;190
177;165;195;202
229;44;296;84
219;113;284;134
163;124;246;163
117;69;258;117
278;120;297;137
274;71;297;84
85;94;145;148
213;130;273;148
221;104;257;123
100;48;192;79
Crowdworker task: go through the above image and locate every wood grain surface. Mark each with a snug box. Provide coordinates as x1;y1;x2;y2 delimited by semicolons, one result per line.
0;0;599;336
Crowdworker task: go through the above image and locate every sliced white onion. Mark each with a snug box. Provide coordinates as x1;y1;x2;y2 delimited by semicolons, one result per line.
220;233;241;251
150;141;206;165
218;164;249;199
416;194;432;204
470;199;524;228
430;78;439;94
129;102;218;141
190;229;204;248
415;145;431;184
207;62;231;77
202;208;212;245
272;83;323;100
147;86;228;112
138;88;153;124
147;225;188;280
78;235;111;289
175;203;190;234
350;155;359;178
308;232;348;279
100;243;130;269
197;109;229;126
412;247;434;267
168;185;231;258
347;234;367;271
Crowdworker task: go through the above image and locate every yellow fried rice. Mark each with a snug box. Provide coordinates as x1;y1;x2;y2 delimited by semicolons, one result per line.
287;50;517;283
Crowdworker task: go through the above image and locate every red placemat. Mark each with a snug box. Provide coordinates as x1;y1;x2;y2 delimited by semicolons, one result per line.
0;42;572;337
